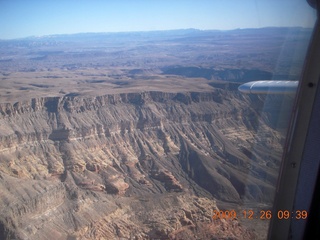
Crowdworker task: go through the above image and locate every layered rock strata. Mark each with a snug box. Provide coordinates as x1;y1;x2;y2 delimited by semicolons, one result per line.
0;90;284;239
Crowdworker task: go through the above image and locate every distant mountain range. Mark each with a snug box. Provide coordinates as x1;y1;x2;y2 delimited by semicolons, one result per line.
0;27;313;42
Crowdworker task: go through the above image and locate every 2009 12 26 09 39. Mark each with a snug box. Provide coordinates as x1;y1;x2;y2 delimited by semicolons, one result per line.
212;209;308;220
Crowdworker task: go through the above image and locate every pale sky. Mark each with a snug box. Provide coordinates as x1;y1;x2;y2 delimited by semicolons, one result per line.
0;0;316;39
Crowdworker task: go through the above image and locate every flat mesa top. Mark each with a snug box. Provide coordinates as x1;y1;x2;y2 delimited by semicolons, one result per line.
0;69;215;103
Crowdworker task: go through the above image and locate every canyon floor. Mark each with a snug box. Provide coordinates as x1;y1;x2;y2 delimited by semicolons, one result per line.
0;28;310;239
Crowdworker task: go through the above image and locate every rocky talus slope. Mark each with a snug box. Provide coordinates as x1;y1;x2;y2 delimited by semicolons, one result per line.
0;90;285;239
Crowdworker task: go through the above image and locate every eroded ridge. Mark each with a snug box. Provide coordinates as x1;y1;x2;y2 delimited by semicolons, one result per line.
0;90;284;239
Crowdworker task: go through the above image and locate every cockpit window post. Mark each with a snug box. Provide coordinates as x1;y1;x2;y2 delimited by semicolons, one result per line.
268;9;320;240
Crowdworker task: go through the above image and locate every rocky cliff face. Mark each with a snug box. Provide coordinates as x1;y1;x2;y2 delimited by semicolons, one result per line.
0;90;284;239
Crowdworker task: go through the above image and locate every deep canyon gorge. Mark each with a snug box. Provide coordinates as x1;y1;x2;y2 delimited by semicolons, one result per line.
0;89;286;239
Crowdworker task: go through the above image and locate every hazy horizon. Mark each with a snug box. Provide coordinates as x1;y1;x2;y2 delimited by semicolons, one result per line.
0;0;316;40
0;26;315;41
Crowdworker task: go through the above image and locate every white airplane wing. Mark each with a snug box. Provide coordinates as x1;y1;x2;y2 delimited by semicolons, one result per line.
238;80;298;94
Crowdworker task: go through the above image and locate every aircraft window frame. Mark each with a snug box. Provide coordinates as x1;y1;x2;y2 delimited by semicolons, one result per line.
268;6;320;239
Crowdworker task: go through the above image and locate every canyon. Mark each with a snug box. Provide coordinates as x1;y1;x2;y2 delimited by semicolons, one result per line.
0;28;310;239
0;89;286;239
